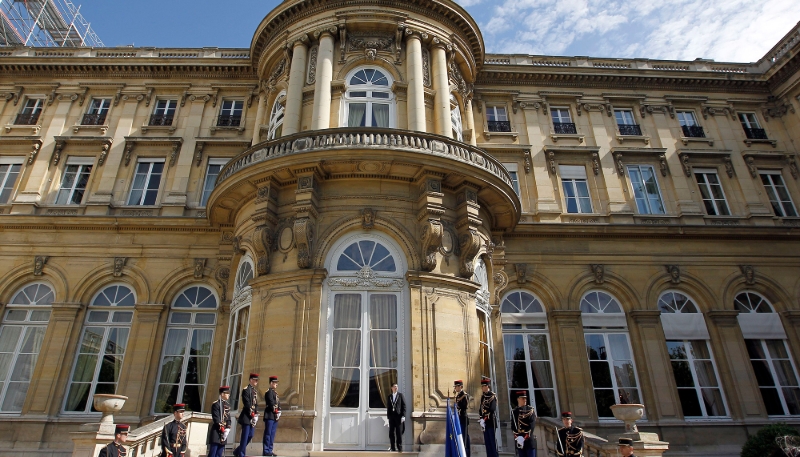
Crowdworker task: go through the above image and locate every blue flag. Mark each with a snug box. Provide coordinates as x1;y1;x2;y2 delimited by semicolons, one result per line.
445;397;467;457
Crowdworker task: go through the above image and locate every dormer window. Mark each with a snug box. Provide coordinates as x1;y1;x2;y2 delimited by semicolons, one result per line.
344;67;394;128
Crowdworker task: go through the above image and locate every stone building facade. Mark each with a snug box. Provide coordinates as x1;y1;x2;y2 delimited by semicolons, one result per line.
0;1;799;456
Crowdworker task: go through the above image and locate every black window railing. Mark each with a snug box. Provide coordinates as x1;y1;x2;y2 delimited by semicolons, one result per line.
743;127;768;140
487;120;511;132
149;114;175;126
618;124;642;136
681;125;705;138
14;112;41;125
81;113;107;126
553;122;577;134
217;115;242;127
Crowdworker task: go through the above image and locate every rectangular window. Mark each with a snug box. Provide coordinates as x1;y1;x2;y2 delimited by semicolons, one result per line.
200;159;228;207
223;306;249;410
218;100;244;127
127;159;164;206
503;331;558;417
666;340;727;417
478;310;494;381
677;111;705;138
150;100;177;126
15;99;43;125
746;339;800;416
82;99;111;125
694;169;730;216
559;165;592;214
0;158;24;204
614;109;642;136
55;159;93;205
760;172;797;217
585;332;641;418
551;107;577;134
486;105;511;132
503;163;520;197
627;165;665;215
0;311;49;412
739;113;768;140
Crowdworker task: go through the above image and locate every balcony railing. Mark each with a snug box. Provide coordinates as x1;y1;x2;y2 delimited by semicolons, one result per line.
487;121;512;132
553;122;578;134
618;123;643;136
81;113;107;126
148;114;174;126
681;125;706;138
217;115;242;127
14;112;41;125
743;127;768;140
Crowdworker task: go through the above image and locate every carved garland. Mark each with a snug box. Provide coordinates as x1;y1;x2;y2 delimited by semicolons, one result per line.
294;217;314;269
420;220;443;272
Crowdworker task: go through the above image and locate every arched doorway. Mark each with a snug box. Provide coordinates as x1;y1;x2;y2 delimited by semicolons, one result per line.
320;232;409;450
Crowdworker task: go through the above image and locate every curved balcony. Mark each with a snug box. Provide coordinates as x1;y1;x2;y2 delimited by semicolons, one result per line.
209;128;520;228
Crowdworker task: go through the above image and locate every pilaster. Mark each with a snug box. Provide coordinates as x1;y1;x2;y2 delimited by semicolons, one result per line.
118;303;166;418
464;98;477;146
161;94;209;214
588;109;631;218
548;310;594;420
293;172;319;269
416;174;445;272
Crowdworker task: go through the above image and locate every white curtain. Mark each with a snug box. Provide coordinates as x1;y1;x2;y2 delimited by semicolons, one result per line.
372;104;390;128
331;294;362;407
348;103;367;127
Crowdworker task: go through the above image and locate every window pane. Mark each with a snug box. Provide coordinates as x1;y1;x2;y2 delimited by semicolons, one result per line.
506;362;528;388
701;388;727;416
182;384;204;412
528;334;549;360
368;368;397;409
586;334;607;360
694;361;719;387
608;334;632;360
672;361;695;387
504;335;525;361
159;356;184;384
589;361;613;388
154;384;180;414
534;389;557;418
71;354;98;382
372;104;390;127
751;360;776;386
531;361;554;388
594;389;616;417
678;389;703;416
761;387;785;415
614;361;637;387
329;368;359;408
782;388;800;415
369;330;396;367
191;329;213;357
348;103;367;127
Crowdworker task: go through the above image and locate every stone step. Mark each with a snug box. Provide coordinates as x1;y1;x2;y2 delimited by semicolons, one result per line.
309;452;420;457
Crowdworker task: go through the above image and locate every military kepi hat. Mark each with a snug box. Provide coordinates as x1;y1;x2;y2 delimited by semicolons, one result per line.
269;376;279;383
249;373;259;379
516;390;527;398
619;438;634;446
453;380;463;387
561;411;573;418
480;376;491;386
219;386;231;393
173;403;186;412
115;424;130;435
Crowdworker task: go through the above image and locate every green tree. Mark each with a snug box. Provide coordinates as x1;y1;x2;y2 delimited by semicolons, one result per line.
741;424;800;457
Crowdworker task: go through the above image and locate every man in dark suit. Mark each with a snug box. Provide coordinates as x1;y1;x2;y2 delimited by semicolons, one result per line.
208;386;232;457
160;404;187;457
98;424;129;457
387;383;406;452
234;373;259;457
263;376;281;456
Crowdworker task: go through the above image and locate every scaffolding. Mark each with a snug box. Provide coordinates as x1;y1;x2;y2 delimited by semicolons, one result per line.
0;0;103;47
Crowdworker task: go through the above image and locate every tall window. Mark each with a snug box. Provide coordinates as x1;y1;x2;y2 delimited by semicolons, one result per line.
627;165;665;215
736;292;800;416
739;113;768;140
451;95;463;142
760;171;797;217
551;107;577;134
266;93;285;140
150;99;177;126
677;111;705;138
127;159;164;206
559;165;592;214
486;105;510;132
0;158;23;204
0;283;53;413
64;285;135;413
223;256;254;410
82;99;111;125
582;291;641;418
503;163;520;197
694;169;730;216
345;68;393;128
153;286;218;414
200;159;227;207
55;158;93;205
15;99;43;125
615;109;641;136
218;100;244;127
501;291;557;417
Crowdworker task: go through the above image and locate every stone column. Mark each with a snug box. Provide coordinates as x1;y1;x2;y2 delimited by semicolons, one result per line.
548;310;594;419
431;38;453;138
405;32;426;132
118;303;166;418
464;98;477;146
311;28;336;131
284;38;309;135
251;91;267;144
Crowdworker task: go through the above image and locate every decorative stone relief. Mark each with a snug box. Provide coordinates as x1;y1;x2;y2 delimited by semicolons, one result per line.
169;142;182;167
51;140;65;166
458;229;481;278
524;149;532;174
328;266;404;289
547;151;556;175
33;256;49;276
97;141;112;166
193;258;206;279
268;58;288;87
361;208;376;230
113;257;127;277
306;45;318;85
493;270;509;303
347;33;394;53
665;265;681;284
614;152;625;176
27;142;41;165
194;141;206;167
658;154;668;177
448;55;470;102
746;157;758;178
591;153;600;176
590;264;604;284
680;154;692;177
740;265;756;285
123;142;135;167
724;156;734;178
420;220;443;272
787;154;799;180
514;263;528;284
421;48;432;88
294;217;314;269
254;225;273;276
215;266;230;302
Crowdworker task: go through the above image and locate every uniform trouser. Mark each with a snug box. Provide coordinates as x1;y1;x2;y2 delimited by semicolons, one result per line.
483;426;499;457
234;424;254;457
388;416;402;450
263;419;278;455
459;418;471;457
516;447;536;457
209;443;226;457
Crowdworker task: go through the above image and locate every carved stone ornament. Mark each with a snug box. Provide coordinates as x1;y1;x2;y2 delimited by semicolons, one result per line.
97;141;112;166
591;152;600;176
294;217;314;269
306;45;318;85
169;142;182;167
215;266;230;302
27;142;41;165
658;154;668;177
681;154;692;177
493;270;509;303
362;208;376;230
746;156;758;178
458;229;482;278
33;256;49;276
590;264;605;284
420;220;444;272
113;257;127;277
524;149;532;174
724;156;734;178
547;151;556;175
514;263;528;284
193;258;206;279
328;266;404;289
449;56;470;102
231;236;245;255
51;140;66;166
740;265;756;285
348;34;394;52
614;152;625;176
123;142;135;167
194;141;206;167
421;48;432;88
268;58;288;86
665;265;681;284
255;225;273;276
788;154;799;180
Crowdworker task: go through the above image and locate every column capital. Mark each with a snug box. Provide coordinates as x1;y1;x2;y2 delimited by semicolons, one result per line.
290;35;309;48
781;310;800;324
629;310;662;324
431;36;452;51
405;28;428;41
313;26;338;40
705;310;740;326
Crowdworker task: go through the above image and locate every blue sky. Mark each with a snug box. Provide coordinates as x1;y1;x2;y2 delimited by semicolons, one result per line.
80;0;799;63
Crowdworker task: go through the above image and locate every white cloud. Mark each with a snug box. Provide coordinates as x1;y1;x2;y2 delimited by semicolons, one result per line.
474;0;799;62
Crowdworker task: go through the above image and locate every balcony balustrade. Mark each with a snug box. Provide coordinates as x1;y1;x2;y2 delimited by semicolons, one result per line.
553;122;578;134
618;123;643;136
743;127;768;140
14;112;40;125
681;125;706;138
81;113;107;126
148;114;174;126
217;115;242;127
487;120;512;132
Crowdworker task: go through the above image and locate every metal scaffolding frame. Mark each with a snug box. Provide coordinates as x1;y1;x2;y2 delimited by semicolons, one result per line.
0;0;103;47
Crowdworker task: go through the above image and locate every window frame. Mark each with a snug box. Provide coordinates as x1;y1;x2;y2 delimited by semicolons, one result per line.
200;158;228;207
627;164;666;215
217;99;245;127
127;158;166;206
502;162;520;197
82;98;112;125
666;339;729;419
0;157;24;205
738;112;761;130
342;66;396;129
676;110;699;127
614;109;637;126
693;168;731;216
584;330;643;419
746;338;800;417
502;322;560;418
222;255;255;411
451;94;463;142
150;99;179;126
266;92;286;141
759;170;797;218
551;107;572;124
16;98;44;125
559;165;593;214
54;157;95;206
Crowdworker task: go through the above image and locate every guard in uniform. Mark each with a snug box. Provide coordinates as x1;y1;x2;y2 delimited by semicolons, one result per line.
235;373;259;457
208;386;232;457
454;380;470;457
387;383;407;452
618;437;636;457
479;377;499;457
263;375;281;456
160;404;187;457
511;391;536;457
98;424;129;457
556;412;584;457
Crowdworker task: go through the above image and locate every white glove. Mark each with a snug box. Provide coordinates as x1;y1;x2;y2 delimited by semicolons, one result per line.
516;436;524;449
401;417;405;423
479;418;486;432
222;429;230;442
276;411;282;420
251;414;259;427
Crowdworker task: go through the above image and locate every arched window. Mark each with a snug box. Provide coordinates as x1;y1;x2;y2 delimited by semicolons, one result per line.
500;290;558;417
658;291;699;313
153;285;218;414
266;92;285;140
736;292;800;416
0;282;54;412
451;95;463;142
65;284;135;413
335;240;397;274
581;291;623;313
344;67;394;128
473;257;490;312
234;258;254;296
223;255;254;410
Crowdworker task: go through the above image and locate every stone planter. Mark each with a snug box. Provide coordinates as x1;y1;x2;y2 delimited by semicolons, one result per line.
92;394;128;424
610;403;644;433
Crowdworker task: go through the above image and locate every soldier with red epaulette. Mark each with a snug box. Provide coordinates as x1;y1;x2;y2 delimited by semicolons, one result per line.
208;386;232;457
160;404;187;457
98;424;129;457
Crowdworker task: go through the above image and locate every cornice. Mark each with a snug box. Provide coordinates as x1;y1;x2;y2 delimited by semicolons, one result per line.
504;223;800;241
0;62;256;80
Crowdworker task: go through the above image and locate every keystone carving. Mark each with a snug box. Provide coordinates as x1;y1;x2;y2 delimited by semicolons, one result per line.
514;263;528;284
362;208;376;230
740;265;756;285
294;217;314;269
420;220;443;272
665;265;681;284
113;257;127;277
590;264;605;284
254;225;273;276
458;229;482;278
33;256;49;276
215;266;231;302
194;258;207;279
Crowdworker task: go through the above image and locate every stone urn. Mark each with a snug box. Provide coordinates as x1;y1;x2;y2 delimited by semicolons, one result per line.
610;403;644;433
92;394;128;425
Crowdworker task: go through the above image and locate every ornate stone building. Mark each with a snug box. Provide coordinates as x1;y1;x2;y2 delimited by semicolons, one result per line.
0;1;799;456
